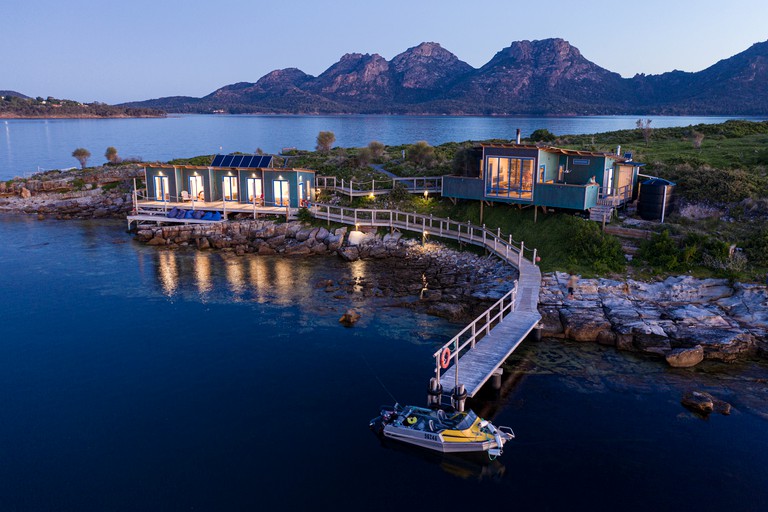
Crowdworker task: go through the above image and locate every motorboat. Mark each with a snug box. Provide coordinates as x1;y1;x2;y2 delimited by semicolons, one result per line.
369;404;514;457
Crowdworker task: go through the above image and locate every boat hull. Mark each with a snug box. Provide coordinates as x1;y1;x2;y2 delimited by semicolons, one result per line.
381;425;501;454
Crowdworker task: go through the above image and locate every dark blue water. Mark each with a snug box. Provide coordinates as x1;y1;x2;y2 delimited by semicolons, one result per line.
1;217;767;511
3;114;765;180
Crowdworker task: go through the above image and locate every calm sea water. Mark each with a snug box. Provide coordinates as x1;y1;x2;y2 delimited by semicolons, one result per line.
3;114;765;180
1;216;767;511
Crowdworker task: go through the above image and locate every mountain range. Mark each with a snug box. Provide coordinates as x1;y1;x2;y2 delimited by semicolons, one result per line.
121;38;768;115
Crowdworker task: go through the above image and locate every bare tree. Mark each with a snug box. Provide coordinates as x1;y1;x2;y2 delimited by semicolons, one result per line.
72;148;91;169
356;147;373;167
692;131;705;150
316;131;336;153
636;118;652;145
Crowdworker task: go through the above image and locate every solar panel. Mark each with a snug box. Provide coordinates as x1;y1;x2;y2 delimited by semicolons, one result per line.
242;155;255;168
233;155;246;167
211;154;225;167
260;155;273;168
220;155;234;167
210;153;273;168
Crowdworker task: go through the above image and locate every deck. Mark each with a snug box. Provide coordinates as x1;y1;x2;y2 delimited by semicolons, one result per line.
128;198;296;228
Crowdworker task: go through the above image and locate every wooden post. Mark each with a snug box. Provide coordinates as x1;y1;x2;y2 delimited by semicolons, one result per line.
480;200;484;224
534;205;538;223
519;241;524;267
533;248;538;265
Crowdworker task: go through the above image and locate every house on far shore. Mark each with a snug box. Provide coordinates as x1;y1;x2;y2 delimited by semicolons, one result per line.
442;143;644;220
142;154;315;209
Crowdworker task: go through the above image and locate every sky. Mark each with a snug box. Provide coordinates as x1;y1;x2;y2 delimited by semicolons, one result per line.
2;0;767;104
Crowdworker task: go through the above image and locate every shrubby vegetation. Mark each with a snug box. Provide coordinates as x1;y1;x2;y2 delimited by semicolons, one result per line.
0;95;164;118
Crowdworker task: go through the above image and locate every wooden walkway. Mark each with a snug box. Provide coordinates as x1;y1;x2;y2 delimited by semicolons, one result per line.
310;204;541;398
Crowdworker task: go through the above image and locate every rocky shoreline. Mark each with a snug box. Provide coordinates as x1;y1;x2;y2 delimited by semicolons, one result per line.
539;272;768;365
0;165;141;219
133;219;518;322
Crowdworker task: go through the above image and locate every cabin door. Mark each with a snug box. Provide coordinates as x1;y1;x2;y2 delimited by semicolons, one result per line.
222;176;238;201
247;178;263;204
154;176;169;201
189;175;204;200
273;180;289;207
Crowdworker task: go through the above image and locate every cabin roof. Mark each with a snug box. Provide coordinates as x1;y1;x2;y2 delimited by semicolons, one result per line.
143;163;315;173
479;143;636;161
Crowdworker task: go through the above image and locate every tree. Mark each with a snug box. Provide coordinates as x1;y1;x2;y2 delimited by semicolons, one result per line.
408;141;436;168
104;146;119;164
355;147;373;167
368;140;385;160
636;118;652;145
72;148;91;169
529;128;556;143
316;131;336;153
692;131;705;150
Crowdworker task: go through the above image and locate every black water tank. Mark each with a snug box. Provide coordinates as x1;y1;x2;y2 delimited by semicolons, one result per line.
638;178;676;221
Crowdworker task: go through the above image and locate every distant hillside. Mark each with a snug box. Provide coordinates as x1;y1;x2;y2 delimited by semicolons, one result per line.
0;95;165;118
0;90;30;100
120;39;768;115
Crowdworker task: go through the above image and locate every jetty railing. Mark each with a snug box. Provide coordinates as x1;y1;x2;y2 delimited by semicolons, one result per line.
431;284;517;391
310;203;538;268
316;176;442;197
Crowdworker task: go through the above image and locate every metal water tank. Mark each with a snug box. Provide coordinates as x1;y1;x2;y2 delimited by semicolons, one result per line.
638;178;676;221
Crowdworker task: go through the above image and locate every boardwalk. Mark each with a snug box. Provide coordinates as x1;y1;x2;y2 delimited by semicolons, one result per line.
311;204;542;399
316;176;442;197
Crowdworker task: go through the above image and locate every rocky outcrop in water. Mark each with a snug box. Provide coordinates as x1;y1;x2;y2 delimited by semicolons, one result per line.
0;165;142;219
539;272;768;364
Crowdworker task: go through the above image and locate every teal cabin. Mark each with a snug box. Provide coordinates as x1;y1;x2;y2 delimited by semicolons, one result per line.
442;144;644;211
143;154;316;208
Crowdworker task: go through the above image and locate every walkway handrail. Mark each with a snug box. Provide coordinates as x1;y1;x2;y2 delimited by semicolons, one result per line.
431;283;517;388
310;203;538;268
316;175;442;195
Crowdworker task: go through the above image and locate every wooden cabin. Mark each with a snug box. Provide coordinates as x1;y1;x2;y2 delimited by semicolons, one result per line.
143;154;316;209
443;144;644;212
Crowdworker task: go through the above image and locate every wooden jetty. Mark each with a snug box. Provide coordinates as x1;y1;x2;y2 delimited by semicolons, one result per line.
310;204;542;402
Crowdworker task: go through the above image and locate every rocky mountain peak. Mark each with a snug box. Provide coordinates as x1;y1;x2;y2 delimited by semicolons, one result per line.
391;42;474;90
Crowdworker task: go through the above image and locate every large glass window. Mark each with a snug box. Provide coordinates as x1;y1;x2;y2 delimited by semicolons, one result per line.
189;175;204;201
154;176;169;201
247;178;263;204
223;176;238;201
485;157;534;199
273;180;289;207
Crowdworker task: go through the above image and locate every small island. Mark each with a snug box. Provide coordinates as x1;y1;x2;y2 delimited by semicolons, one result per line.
0;91;165;118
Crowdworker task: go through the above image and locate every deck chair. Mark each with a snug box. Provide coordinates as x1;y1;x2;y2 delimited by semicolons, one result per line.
181;190;192;201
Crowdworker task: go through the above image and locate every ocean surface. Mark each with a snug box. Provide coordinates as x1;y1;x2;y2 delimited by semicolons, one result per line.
1;216;767;511
3;114;766;180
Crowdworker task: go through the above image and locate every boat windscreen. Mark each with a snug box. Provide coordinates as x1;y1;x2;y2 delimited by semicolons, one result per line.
453;411;478;430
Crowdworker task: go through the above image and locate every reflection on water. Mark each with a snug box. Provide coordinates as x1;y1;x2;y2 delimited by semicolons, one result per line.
194;252;212;298
157;251;179;296
377;437;506;481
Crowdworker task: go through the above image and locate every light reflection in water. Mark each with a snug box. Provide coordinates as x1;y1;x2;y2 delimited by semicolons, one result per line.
224;256;246;300
248;257;269;303
157;251;179;296
272;258;294;304
194;252;212;298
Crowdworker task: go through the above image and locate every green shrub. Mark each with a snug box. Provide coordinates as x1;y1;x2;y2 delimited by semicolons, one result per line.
296;207;313;223
567;219;625;273
72;178;86;191
638;230;682;271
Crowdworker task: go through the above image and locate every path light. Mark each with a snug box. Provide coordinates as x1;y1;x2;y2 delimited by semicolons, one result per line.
369;192;375;199
424;190;428;198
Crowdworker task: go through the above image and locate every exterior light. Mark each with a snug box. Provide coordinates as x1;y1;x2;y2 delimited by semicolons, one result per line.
369;192;375;199
424;190;429;198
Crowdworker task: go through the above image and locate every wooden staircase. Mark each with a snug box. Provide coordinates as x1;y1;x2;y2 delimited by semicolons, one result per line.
589;204;615;223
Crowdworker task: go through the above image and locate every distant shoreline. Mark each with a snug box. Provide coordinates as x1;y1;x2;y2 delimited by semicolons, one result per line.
0;113;166;119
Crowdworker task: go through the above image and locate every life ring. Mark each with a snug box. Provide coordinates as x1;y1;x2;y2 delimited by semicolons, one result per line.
440;347;451;369
406;416;417;425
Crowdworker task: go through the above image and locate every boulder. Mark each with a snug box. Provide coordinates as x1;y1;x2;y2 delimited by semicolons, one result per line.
681;390;732;415
197;237;210;250
665;345;704;367
559;307;612;342
337;246;360;262
339;309;361;326
146;236;166;246
427;302;466;321
258;245;276;256
20;187;31;199
538;306;565;338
